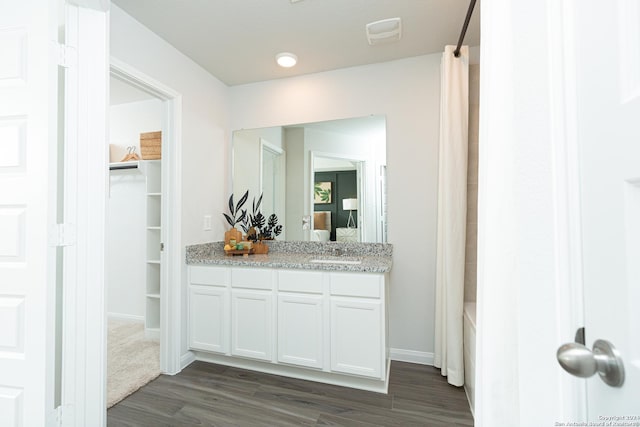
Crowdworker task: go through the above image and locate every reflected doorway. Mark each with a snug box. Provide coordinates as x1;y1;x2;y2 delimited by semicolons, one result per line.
260;139;286;240
311;153;364;243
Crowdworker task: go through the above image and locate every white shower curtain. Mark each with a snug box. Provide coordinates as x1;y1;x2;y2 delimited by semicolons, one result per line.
434;45;469;387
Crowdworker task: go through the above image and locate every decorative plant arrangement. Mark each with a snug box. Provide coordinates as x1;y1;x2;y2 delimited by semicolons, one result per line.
241;193;283;242
222;190;247;250
222;190;282;255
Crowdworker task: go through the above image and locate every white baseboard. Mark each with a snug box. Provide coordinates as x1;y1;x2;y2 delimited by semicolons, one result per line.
194;351;389;394
183;348;433;372
107;312;144;322
180;351;196;370
390;348;434;365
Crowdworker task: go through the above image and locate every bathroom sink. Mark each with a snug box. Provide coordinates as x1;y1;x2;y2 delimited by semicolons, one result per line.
309;257;362;265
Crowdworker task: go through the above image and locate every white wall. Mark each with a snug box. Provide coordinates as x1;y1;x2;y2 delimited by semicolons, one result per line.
284;128;305;241
107;98;162;320
232;126;283;210
109;98;162;161
232;130;263;203
230;55;442;359
110;5;231;355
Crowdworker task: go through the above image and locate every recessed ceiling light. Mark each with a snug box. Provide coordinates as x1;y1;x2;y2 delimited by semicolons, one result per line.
276;52;298;68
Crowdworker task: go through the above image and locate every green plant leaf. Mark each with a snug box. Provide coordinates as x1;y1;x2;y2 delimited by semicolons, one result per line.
255;193;263;213
223;213;235;227
240;214;250;233
319;188;331;202
237;209;247;224
236;190;249;213
268;213;278;228
255;212;265;229
228;194;234;216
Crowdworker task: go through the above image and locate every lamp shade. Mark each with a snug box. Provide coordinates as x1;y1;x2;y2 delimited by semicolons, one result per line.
342;198;358;211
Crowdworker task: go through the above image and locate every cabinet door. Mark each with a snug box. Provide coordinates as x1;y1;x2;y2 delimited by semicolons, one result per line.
189;285;229;354
231;290;273;361
331;298;383;379
277;294;323;369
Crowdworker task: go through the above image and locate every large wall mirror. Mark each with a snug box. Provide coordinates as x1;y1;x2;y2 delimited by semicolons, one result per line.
232;115;387;243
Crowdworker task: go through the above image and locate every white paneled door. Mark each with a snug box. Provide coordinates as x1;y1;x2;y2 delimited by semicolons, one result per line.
0;0;57;425
566;0;640;418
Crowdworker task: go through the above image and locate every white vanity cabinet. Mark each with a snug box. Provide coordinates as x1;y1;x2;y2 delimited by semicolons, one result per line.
187;264;389;393
330;272;385;379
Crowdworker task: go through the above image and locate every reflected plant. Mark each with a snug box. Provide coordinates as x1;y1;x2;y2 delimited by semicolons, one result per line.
246;193;283;242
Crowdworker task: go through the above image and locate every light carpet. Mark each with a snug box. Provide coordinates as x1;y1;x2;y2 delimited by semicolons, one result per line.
107;319;161;408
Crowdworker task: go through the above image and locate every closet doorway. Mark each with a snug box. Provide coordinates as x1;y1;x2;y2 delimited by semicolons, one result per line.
107;75;162;407
106;59;183;408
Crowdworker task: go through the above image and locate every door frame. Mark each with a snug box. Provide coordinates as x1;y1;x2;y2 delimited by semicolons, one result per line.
259;138;286;239
61;5;183;423
309;151;366;242
60;2;109;425
475;0;587;424
109;57;183;376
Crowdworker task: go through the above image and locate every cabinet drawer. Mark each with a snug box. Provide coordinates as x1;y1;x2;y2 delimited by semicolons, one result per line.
330;273;382;298
190;265;229;287
231;267;273;290
278;270;323;294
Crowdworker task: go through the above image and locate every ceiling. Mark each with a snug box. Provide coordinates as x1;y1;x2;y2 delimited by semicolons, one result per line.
112;0;480;86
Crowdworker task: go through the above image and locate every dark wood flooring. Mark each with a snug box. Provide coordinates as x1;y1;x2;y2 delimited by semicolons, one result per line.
107;360;474;426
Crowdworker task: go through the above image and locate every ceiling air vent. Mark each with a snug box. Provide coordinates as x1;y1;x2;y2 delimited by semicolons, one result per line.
366;17;402;45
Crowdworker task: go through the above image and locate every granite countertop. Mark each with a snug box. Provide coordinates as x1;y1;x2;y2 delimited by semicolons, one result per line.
186;241;393;273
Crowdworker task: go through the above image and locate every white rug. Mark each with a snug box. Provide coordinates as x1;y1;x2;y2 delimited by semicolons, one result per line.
107;319;161;408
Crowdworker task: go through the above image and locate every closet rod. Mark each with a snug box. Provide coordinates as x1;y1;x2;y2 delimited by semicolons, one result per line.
109;163;139;170
453;0;477;58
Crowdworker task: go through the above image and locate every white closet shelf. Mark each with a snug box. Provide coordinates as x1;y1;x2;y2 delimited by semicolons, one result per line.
144;156;161;342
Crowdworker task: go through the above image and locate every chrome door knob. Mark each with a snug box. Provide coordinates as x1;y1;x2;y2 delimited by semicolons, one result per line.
556;339;625;387
557;342;597;377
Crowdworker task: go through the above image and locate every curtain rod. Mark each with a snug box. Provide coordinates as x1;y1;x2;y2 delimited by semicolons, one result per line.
453;0;477;57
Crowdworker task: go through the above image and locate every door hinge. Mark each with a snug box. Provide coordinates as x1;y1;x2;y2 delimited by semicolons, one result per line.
56;43;77;68
160;242;164;252
49;223;77;247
